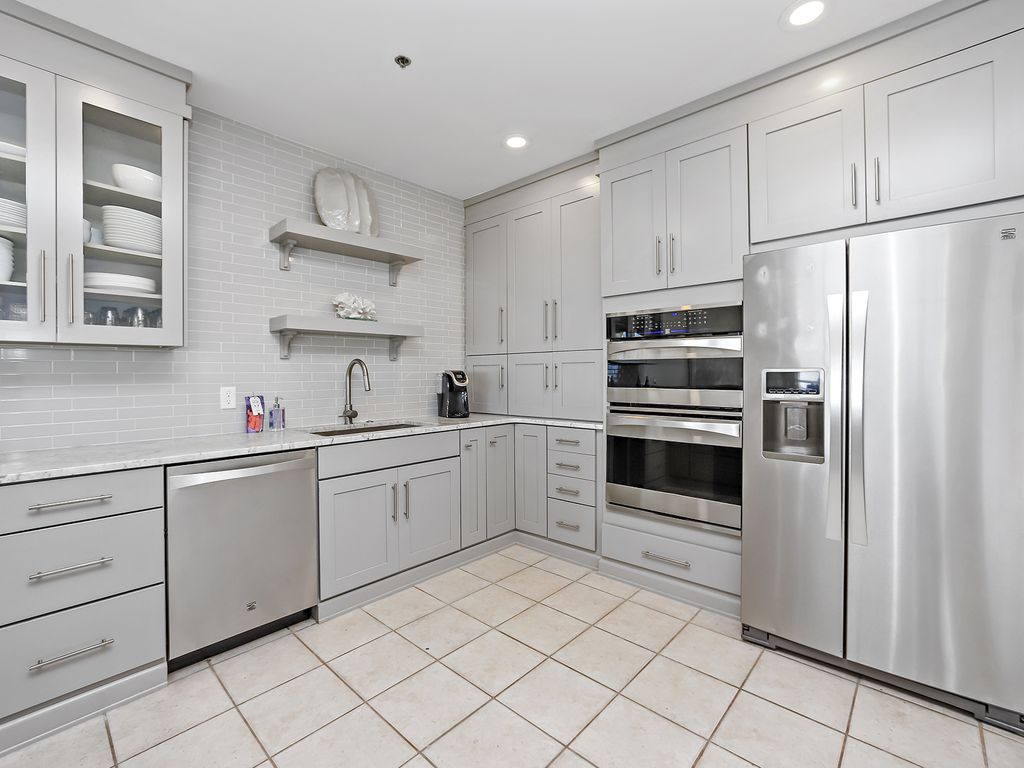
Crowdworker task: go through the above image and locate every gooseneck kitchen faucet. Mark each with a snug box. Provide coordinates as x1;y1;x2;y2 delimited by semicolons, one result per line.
341;358;371;424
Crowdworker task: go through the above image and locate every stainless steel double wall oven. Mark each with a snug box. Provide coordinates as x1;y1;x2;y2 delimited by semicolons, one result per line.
605;304;743;532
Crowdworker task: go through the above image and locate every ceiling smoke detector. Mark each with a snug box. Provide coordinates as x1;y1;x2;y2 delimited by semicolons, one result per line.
394;54;412;69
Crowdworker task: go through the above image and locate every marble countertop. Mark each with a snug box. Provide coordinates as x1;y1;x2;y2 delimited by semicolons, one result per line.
0;414;603;485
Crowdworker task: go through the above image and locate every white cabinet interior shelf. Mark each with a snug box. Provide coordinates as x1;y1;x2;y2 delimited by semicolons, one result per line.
83;180;162;216
269;314;424;360
268;218;424;285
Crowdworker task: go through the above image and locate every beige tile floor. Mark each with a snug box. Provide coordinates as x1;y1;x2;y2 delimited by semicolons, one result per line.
3;544;1022;768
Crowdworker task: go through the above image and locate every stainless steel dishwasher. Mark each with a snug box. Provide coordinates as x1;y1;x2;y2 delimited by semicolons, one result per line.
166;450;317;660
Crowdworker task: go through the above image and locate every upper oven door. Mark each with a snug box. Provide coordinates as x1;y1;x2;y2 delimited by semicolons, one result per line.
607;337;743;409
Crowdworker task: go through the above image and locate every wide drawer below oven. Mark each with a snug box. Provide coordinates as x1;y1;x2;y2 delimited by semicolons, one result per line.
601;523;740;594
0;585;165;720
0;509;164;627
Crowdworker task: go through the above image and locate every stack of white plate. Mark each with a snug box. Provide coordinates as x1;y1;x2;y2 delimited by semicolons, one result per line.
101;206;162;254
0;236;14;282
83;272;157;294
0;198;27;229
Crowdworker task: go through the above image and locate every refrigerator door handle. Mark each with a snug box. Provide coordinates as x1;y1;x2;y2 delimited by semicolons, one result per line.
825;293;845;542
849;290;870;546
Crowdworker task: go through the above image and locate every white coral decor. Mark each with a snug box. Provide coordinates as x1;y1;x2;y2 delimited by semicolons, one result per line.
332;292;377;320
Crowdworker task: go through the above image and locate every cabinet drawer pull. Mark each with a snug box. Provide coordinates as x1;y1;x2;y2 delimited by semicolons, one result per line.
28;556;114;581
641;550;691;569
555;487;581;496
555;520;580;531
28;494;113;513
555;438;580;446
555;462;580;471
29;637;115;671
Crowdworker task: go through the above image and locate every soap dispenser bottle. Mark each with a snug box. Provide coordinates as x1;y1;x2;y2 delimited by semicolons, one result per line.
268;397;285;431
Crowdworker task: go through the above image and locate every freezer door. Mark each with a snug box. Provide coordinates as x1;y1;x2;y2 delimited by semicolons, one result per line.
847;214;1024;713
741;241;846;656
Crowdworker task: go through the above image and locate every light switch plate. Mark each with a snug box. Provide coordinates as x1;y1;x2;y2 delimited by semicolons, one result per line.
220;386;236;410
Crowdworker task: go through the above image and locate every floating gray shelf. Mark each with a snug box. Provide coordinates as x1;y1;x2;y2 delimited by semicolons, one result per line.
268;314;424;360
268;218;424;285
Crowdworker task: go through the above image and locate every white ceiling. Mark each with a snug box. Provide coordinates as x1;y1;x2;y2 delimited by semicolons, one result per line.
24;0;941;199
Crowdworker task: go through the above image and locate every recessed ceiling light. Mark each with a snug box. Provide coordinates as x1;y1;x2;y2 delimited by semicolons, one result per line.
505;135;528;149
781;0;825;29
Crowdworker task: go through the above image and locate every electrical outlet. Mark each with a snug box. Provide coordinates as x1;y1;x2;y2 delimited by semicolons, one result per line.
220;386;236;410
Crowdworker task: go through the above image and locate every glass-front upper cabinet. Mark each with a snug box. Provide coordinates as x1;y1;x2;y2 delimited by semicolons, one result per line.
56;79;183;346
0;55;56;342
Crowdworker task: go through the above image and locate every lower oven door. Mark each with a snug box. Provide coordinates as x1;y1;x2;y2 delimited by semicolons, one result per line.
605;411;742;530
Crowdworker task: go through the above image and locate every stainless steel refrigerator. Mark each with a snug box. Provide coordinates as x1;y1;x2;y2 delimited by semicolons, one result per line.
741;213;1024;728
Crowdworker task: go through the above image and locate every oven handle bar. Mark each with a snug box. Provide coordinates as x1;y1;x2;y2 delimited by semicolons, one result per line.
607;337;742;360
606;412;741;447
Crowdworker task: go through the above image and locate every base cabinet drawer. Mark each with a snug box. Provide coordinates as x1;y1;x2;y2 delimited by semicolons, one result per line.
547;499;596;551
547;427;596;455
0;586;165;720
601;524;740;594
547;450;595;481
547;474;595;506
0;509;164;627
0;468;163;535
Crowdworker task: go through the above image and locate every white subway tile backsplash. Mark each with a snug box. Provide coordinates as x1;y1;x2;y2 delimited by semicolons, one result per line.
0;108;465;452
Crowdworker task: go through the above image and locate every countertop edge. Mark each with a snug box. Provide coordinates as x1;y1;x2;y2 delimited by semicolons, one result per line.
0;415;603;485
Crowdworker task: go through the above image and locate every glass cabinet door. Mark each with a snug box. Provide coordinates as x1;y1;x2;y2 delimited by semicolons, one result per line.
56;79;183;346
0;55;56;342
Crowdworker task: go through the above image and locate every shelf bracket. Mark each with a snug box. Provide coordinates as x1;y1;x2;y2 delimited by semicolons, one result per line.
277;331;298;359
388;261;403;287
278;239;298;271
389;336;403;361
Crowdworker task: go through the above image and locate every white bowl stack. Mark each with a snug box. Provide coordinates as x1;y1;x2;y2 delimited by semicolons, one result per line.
101;206;161;254
0;198;27;229
0;236;14;282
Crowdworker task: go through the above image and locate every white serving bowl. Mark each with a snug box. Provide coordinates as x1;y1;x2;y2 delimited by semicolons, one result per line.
112;164;162;199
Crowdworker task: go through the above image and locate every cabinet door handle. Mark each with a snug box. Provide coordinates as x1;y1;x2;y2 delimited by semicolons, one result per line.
555;520;580;531
39;250;46;323
544;364;549;389
391;483;398;522
555;461;580;471
489;440;497;447
641;550;691;569
555;438;580;446
668;234;676;274
28;494;112;512
29;637;115;671
874;157;881;203
552;300;558;340
554;363;559;389
464;442;473;449
543;301;549;341
655;235;662;275
67;253;74;324
499;307;504;344
28;556;113;581
499;365;505;389
403;480;410;519
555;487;581;496
851;163;858;208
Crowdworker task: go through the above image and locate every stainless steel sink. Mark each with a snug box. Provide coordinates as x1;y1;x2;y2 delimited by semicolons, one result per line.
308;422;425;437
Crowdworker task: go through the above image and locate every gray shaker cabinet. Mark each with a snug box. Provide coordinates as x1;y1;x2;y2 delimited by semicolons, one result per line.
466;354;507;415
460;429;487;548
397;458;461;570
507;200;551;353
318;468;400;598
600;156;666;297
485;425;515;537
466;214;507;355
515;424;548;536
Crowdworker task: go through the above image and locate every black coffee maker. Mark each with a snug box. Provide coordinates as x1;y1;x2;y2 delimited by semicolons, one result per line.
437;370;470;418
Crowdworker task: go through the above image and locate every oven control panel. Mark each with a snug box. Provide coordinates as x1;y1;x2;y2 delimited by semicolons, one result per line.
607;304;742;339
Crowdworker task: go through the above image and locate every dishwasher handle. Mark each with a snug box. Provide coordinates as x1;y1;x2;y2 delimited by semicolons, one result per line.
166;454;316;490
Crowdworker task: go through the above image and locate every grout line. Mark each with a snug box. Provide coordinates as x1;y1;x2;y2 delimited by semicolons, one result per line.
207;658;276;767
103;715;118;768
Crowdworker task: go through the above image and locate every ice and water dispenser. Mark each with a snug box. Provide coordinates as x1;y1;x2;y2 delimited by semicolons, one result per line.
760;369;825;463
